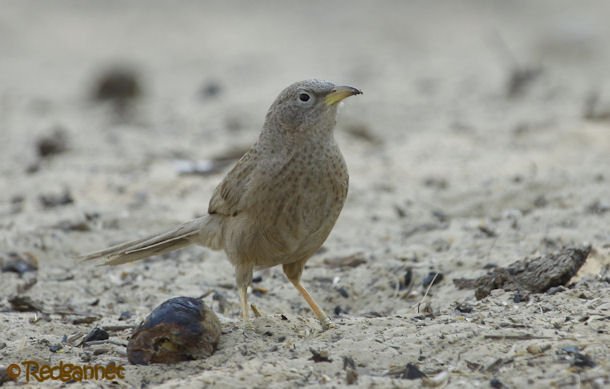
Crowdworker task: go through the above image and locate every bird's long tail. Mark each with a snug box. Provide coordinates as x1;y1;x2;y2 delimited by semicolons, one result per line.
80;215;223;266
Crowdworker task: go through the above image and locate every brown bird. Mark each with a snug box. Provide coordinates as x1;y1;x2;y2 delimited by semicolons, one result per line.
81;79;362;329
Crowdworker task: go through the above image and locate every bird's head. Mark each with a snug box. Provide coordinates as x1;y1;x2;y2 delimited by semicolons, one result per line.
264;79;362;136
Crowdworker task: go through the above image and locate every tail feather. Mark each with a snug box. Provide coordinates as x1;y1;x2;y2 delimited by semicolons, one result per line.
80;215;222;266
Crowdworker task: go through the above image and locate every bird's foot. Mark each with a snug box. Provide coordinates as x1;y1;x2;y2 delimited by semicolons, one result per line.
319;316;336;331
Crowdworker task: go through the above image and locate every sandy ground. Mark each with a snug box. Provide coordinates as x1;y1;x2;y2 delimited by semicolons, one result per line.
1;1;609;387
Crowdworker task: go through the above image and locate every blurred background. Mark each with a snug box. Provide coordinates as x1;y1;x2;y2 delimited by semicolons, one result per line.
2;0;610;256
1;0;609;223
2;0;609;182
1;2;609;386
1;0;609;255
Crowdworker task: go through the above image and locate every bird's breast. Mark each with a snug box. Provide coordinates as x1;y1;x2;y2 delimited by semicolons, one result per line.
245;143;348;266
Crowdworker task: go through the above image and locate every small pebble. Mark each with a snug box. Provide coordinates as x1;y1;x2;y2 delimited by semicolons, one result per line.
37;127;69;158
199;81;222;98
343;357;359;384
402;363;426;380
83;327;109;343
39;189;74;208
526;343;550;355
93;348;109;356
490;377;505;388
513;290;529;303
400;268;413;290
49;344;62;353
309;348;332;363
1;252;38;275
422;272;444;287
93;66;142;103
561;346;596;368
119;311;132;321
455;303;473;313
337;287;349;298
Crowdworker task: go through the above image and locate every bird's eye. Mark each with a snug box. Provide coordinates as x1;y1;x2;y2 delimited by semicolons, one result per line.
298;93;311;102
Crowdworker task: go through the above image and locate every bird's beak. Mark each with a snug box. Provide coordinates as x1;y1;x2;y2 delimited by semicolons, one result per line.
324;85;363;106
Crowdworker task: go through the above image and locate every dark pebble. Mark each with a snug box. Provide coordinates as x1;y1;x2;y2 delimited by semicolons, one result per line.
199;81;222;98
119;311;132;321
562;346;596;368
422;272;444;287
49;344;62;353
478;225;498;238
334;305;343;316
401;363;426;380
39;190;74;208
337;287;349;298
93;66;141;102
431;209;449;222
513;290;529;303
455;303;473;313
83;327;109;343
1;252;38;275
423;177;448;190
309;348;332;363
343;356;356;370
400;268;413;290
37;127;69;158
0;366;12;385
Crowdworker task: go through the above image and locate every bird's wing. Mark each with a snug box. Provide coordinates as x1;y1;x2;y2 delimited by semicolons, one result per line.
208;148;259;216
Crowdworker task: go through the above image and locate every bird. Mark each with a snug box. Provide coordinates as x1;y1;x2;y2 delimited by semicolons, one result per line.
81;79;362;329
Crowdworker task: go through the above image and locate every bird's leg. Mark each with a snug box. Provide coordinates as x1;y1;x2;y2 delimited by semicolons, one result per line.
291;279;334;330
283;262;334;330
235;263;253;322
239;285;249;321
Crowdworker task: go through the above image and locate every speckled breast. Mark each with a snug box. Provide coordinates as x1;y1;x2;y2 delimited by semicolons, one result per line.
246;143;349;268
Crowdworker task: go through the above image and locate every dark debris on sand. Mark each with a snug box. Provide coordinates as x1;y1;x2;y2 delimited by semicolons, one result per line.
453;246;591;299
